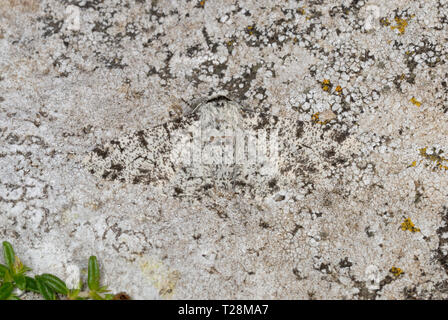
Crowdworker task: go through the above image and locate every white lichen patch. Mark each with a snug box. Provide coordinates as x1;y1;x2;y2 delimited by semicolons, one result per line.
1;0;448;300
139;256;180;299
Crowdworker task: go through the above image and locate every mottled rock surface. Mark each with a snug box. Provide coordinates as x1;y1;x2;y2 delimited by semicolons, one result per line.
0;0;448;299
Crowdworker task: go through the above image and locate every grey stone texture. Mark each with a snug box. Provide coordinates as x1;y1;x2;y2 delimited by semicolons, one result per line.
1;0;448;299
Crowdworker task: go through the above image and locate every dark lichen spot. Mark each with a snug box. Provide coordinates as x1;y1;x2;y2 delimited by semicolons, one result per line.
6;133;20;144
325;148;336;158
253;114;270;130
296;120;304;138
435;206;448;274
110;139;125;152
259;220;270;229
268;178;278;189
233;180;248;188
339;257;353;268
136;130;148;148
39;15;63;38
110;163;123;171
316;263;331;274
93;147;108;159
292;268;305;280
365;226;375;238
202;183;213;191
174;187;183;195
291;224;303;236
132;176;144;184
332;130;349;144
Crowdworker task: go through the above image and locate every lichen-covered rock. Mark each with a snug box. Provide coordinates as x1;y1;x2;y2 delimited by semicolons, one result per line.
0;0;448;299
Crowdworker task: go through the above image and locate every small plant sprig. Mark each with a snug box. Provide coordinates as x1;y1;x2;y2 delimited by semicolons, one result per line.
0;241;130;300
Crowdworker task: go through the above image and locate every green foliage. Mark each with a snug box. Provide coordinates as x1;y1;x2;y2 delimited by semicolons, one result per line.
2;242;15;270
0;241;129;300
87;256;100;291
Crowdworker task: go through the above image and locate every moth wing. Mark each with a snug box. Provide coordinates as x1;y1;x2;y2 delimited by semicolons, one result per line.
85;113;198;185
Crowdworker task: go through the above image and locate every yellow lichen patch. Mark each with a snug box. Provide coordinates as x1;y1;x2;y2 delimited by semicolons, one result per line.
419;147;448;171
335;85;342;94
410;97;421;107
391;17;408;35
83;200;103;211
321;79;332;92
380;18;391;27
401;218;420;233
247;25;254;35
410;160;417;167
140;257;180;299
297;7;306;15
419;147;427;157
61;208;79;224
390;267;404;277
312;110;335;125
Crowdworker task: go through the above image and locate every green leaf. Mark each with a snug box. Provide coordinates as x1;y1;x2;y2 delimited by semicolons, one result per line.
39;273;68;295
0;282;14;300
13;260;31;276
87;256;100;291
2;241;15;270
2;269;13;283
88;290;105;300
97;285;110;293
13;274;26;291
35;276;56;300
67;288;80;300
0;264;8;279
0;264;9;282
104;293;115;300
25;276;40;293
